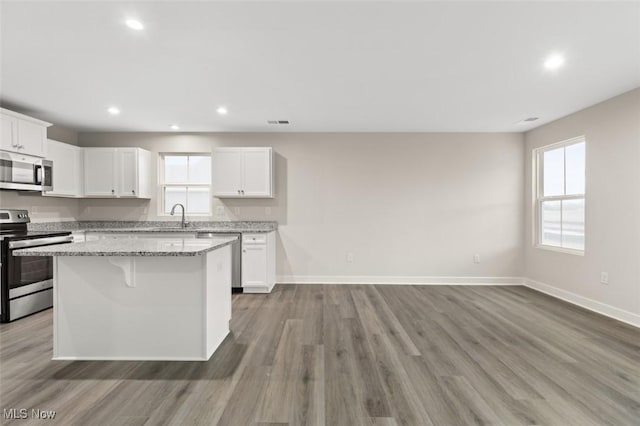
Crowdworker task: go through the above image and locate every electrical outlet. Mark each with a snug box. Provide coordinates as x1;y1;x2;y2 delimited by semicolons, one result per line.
346;252;354;263
473;254;480;264
600;272;609;285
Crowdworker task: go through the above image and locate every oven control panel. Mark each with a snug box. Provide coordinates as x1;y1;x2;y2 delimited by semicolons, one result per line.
0;209;30;224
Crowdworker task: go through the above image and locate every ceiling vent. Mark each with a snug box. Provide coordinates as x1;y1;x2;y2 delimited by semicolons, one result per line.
267;120;290;125
516;117;540;125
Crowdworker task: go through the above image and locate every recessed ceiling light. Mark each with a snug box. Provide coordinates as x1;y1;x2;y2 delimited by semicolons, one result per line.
125;19;144;31
170;124;180;130
544;54;565;70
216;106;228;115
107;107;120;115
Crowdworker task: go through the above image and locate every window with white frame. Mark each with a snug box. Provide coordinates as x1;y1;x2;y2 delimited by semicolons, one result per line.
535;137;586;252
159;154;211;215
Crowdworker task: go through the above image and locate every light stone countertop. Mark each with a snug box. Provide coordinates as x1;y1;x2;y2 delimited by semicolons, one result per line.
13;236;238;257
28;221;277;233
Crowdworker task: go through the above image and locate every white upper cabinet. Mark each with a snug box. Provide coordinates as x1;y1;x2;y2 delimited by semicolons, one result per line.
212;147;273;198
118;148;137;197
44;139;84;198
84;147;151;198
0;114;17;152
212;149;243;197
243;149;272;197
0;108;51;157
84;148;117;196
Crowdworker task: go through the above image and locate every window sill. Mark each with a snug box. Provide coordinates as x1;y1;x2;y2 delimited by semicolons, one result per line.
535;244;584;256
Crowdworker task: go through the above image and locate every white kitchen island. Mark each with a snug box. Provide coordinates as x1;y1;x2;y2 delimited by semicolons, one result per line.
14;236;237;361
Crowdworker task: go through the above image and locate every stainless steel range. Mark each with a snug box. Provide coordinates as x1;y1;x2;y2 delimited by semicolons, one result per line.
0;209;73;322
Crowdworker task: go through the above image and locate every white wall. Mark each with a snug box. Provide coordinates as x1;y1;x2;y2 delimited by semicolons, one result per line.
0;125;81;222
524;88;640;322
78;132;525;282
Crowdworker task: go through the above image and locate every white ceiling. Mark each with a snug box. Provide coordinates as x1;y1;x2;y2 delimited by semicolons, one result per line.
1;1;639;132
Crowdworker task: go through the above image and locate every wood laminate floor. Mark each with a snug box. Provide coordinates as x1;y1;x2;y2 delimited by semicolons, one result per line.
0;285;639;425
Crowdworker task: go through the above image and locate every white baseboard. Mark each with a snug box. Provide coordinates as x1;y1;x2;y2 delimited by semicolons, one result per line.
523;278;640;328
274;275;639;328
276;275;523;285
243;282;276;294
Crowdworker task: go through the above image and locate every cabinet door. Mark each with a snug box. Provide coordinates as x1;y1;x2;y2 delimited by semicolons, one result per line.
17;119;46;157
46;140;75;196
84;148;116;196
118;148;138;197
0;114;18;152
212;148;243;197
242;148;272;197
242;244;268;288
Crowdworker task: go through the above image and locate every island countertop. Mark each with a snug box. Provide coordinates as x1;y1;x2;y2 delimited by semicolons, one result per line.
13;236;238;257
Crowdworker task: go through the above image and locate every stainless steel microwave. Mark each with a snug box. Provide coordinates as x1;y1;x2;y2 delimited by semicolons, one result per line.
0;151;53;191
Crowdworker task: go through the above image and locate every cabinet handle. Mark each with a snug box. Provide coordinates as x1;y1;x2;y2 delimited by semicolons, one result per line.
237;190;241;194
243;249;246;253
111;189;115;194
132;189;135;195
241;190;245;195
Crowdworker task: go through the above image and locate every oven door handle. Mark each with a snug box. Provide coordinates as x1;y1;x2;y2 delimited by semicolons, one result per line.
8;235;74;249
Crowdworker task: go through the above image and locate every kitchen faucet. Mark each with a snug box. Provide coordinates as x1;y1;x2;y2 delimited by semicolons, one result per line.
170;203;189;229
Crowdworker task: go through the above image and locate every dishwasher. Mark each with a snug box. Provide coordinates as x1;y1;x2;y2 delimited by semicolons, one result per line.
197;232;242;292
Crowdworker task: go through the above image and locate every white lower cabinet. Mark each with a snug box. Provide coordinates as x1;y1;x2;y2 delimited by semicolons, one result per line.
82;230;277;294
241;231;276;293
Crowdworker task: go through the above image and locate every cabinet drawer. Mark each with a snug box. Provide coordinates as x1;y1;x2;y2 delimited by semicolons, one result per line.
242;234;266;244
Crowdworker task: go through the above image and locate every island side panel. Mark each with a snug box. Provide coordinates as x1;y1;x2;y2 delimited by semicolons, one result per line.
54;255;206;360
204;245;232;358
